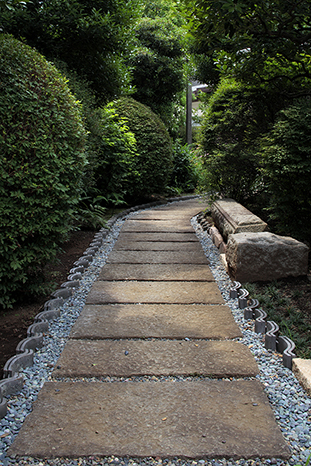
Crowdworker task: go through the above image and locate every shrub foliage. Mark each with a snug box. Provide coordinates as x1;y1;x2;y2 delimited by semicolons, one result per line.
198;79;273;203
112;97;173;201
260;99;311;244
0;35;86;308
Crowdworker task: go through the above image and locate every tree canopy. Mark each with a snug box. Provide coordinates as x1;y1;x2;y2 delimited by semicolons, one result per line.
0;0;141;102
185;0;311;96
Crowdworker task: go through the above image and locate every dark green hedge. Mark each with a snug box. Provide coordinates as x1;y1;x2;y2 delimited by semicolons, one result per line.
112;97;173;200
0;35;87;308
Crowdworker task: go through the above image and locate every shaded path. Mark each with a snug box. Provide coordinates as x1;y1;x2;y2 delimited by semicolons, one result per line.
8;199;290;460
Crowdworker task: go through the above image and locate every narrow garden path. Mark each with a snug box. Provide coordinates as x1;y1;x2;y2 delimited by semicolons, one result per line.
8;199;290;460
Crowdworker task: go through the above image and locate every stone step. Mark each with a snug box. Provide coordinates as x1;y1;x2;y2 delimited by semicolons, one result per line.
121;220;194;233
98;263;214;281
106;250;209;264
116;232;200;242
53;340;259;378
113;241;203;251
69;304;242;340
86;281;225;305
8;380;290;459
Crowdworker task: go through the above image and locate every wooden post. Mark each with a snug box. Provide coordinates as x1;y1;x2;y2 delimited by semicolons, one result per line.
186;82;192;145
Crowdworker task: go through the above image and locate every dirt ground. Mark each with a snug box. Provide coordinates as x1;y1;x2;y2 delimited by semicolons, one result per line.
0;230;96;378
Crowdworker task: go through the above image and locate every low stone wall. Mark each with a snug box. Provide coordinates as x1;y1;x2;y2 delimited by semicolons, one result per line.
198;198;309;283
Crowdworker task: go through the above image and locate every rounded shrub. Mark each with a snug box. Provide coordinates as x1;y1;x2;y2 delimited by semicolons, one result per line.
198;78;272;203
112;97;173;201
0;34;87;308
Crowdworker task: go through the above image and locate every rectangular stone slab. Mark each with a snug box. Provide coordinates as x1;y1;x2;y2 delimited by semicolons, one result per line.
121;220;194;233
53;340;259;378
86;281;225;305
98;264;214;281
114;241;203;251
8;380;290;459
107;250;209;264
117;232;199;242
70;304;242;340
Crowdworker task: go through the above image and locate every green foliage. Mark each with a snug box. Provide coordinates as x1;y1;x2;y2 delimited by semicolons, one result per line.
130;18;185;120
0;0;141;102
259;99;311;244
53;63;138;208
169;140;200;192
184;0;311;97
112;97;174;200
198;78;272;203
0;34;87;308
91;103;138;204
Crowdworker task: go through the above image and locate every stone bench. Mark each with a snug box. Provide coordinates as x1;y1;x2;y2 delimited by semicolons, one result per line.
211;198;267;241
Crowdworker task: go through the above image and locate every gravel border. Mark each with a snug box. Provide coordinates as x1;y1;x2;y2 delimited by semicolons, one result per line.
0;198;311;466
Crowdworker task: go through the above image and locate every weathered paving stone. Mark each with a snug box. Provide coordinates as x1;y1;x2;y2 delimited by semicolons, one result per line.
113;241;204;251
85;281;225;304
8;380;290;459
70;304;242;340
121;220;194;233
106;250;209;264
116;232;200;242
98;263;214;281
53;340;259;378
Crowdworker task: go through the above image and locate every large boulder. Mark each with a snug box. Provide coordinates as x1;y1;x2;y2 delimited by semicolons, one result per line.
226;232;309;283
211;199;267;241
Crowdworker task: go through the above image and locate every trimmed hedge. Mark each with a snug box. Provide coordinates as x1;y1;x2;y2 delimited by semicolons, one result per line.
112;97;173;200
0;35;87;308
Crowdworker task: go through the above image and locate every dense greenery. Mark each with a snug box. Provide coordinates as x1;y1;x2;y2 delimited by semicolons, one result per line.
198;78;279;204
112;97;173;200
0;35;87;308
130;0;188;137
259;99;311;244
0;0;141;103
185;0;311;244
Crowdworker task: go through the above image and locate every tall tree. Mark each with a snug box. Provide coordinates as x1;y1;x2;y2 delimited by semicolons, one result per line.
184;0;311;97
0;0;141;102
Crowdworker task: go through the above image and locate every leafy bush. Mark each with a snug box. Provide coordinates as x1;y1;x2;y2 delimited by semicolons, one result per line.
53;63;138;209
259;99;311;244
198;78;273;203
112;97;173;201
169;140;200;192
0;35;87;308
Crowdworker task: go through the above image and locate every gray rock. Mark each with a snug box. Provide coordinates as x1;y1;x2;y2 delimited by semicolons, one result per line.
226;232;309;282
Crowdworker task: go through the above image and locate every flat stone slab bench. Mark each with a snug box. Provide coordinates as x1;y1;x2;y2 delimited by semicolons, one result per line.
211;198;267;240
8;380;290;459
69;304;242;340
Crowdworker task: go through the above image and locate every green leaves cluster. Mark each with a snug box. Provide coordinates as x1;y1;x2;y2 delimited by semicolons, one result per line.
0;35;87;308
112;97;174;200
0;0;141;103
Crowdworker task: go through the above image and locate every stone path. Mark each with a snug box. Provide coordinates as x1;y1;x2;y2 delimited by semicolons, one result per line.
8;199;290;460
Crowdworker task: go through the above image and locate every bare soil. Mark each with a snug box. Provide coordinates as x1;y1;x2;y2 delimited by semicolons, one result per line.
0;230;96;378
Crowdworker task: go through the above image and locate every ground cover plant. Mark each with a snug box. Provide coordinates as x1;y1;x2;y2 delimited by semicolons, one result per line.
245;278;311;359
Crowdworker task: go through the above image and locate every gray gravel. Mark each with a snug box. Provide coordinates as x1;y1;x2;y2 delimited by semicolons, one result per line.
0;199;311;466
